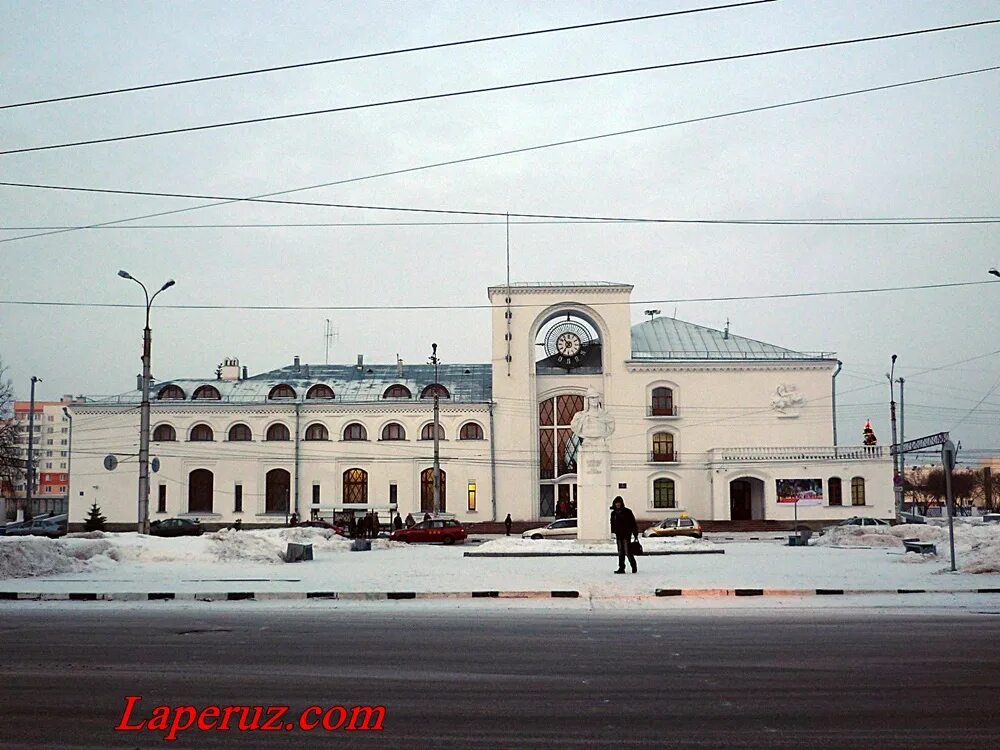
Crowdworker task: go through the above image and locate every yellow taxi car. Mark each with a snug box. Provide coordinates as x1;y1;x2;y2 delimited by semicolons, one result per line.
642;516;703;539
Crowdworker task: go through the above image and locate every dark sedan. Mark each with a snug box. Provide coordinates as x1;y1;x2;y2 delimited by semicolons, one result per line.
149;518;204;537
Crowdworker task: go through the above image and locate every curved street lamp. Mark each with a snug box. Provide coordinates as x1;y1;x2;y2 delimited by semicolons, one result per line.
119;271;175;534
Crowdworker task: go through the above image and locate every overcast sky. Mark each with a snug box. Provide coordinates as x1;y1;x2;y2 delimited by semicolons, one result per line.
1;0;997;459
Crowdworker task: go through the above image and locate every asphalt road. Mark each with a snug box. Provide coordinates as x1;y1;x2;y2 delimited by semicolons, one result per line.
1;604;998;749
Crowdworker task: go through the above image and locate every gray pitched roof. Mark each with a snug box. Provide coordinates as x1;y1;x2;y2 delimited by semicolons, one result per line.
630;317;832;361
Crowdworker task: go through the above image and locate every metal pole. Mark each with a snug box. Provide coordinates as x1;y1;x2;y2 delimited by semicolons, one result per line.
119;271;174;535
431;344;441;515
23;376;40;521
832;360;843;449
63;407;72;517
488;401;497;522
897;377;905;512
293;402;300;517
943;440;957;572
887;355;901;521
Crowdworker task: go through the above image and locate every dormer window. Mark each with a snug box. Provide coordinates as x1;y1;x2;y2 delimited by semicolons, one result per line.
383;384;411;399
157;384;185;400
268;384;296;400
420;384;450;399
306;384;335;399
192;385;221;400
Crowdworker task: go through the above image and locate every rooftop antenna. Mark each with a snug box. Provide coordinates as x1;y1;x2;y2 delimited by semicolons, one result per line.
723;318;730;340
324;319;339;364
644;309;660;323
672;306;678;319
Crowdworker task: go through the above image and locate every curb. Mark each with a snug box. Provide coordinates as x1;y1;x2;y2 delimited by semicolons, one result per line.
3;588;999;602
654;587;1000;597
464;550;724;558
0;590;582;602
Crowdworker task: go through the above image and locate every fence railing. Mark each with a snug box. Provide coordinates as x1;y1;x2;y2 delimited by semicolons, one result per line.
713;445;885;462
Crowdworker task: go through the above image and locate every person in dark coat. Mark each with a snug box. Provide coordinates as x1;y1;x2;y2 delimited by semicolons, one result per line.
393;514;403;531
504;513;513;536
405;513;416;528
610;496;639;574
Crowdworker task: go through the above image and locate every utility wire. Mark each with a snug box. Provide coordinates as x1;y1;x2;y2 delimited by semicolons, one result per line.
3;179;999;228
2;19;996;156
0;280;995;312
0;1;774;110
2;65;995;246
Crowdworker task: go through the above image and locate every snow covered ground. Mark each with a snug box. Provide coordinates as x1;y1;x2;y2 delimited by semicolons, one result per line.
1;522;999;597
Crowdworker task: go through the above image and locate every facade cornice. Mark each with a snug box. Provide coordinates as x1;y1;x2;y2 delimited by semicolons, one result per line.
488;284;633;300
625;360;834;374
73;401;491;417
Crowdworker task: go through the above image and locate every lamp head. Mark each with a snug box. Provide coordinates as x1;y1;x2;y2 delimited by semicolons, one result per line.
160;279;176;291
117;270;132;280
990;268;1000;278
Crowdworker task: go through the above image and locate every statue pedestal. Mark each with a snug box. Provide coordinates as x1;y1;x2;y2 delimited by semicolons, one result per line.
575;442;612;542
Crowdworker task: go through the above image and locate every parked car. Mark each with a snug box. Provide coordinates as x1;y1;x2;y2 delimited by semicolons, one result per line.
821;516;890;534
899;511;927;525
4;515;68;539
298;519;347;536
522;518;577;540
982;513;1000;524
0;520;30;536
389;518;467;545
643;517;703;539
148;518;204;537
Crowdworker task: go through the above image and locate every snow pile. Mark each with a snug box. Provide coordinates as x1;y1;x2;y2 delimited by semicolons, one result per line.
210;529;285;563
813;527;904;549
0;538;119;579
475;536;717;554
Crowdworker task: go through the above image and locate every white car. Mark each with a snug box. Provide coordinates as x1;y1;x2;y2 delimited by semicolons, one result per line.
522;518;577;540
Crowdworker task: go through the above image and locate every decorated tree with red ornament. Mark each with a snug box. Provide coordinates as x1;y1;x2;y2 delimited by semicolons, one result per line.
862;419;878;446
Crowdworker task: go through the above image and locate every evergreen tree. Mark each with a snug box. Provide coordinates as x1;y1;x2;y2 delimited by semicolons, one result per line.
862;419;877;446
84;501;107;532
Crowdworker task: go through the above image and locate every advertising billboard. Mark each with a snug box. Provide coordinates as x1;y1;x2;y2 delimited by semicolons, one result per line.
776;478;824;506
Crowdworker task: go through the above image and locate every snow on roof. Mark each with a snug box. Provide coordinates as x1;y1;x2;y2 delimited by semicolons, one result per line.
80;363;492;405
630;316;833;361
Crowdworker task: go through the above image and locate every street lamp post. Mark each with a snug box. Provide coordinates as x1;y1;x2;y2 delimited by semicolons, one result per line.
62;407;73;517
429;343;441;515
887;354;902;521
118;271;175;535
22;376;41;521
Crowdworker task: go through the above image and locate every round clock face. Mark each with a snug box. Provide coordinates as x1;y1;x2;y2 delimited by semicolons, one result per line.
544;321;591;368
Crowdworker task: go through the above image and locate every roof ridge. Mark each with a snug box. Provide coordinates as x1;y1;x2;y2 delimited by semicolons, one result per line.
632;316;804;354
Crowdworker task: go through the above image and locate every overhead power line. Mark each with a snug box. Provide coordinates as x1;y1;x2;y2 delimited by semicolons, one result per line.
1;66;995;246
3;178;998;228
0;1;775;110
0;280;994;312
2;19;996;156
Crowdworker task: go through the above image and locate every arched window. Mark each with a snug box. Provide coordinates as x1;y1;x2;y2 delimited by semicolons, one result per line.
851;477;866;506
304;423;329;441
828;477;843;506
381;422;406;441
420;468;447;513
152;424;176;442
459;422;484;440
228;423;252;441
343;468;368;504
420;423;446;441
651;432;675;462
189;423;214;442
192;385;221;400
268;384;296;400
650;387;674;416
188;469;213;513
266;423;290;441
420;383;450;399
382;384;411;399
306;384;335;400
653;478;676;509
157;384;185;400
343;423;368;441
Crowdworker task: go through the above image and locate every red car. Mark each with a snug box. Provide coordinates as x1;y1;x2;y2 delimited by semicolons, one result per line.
389;519;467;545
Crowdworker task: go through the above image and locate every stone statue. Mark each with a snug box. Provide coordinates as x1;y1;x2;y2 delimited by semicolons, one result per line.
570;387;616;446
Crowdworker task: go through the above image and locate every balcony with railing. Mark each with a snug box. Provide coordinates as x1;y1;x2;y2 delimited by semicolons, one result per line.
646;405;680;418
649;451;679;463
711;445;886;463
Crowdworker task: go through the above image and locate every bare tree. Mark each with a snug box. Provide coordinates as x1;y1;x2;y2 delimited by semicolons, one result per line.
0;358;22;500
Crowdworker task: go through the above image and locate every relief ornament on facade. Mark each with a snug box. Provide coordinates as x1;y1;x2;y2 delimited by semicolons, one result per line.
770;383;803;417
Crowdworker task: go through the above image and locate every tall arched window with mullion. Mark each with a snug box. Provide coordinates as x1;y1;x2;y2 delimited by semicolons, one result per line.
343;468;368;504
651;432;675;462
653;478;676;509
650;387;674;416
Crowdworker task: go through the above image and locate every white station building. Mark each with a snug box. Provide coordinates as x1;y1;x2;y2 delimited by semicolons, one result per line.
70;282;892;528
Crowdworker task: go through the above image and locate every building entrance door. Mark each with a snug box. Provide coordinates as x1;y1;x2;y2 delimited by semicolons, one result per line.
730;480;752;521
